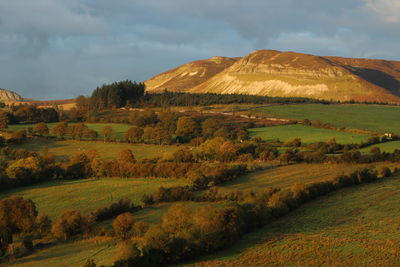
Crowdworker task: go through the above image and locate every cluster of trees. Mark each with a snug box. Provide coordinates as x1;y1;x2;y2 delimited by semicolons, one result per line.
86;80;145;111
51;122;98;140
0;196;51;258
278;146;400;164
141;91;329;107
113;166;397;266
124;112;250;144
0;106;59;129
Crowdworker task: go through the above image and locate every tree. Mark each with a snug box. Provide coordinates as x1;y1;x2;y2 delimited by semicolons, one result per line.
51;210;91;240
201;118;219;138
33;122;49;136
101;126;114;142
52;122;68;138
0;196;38;234
0;111;9;129
90;80;145;111
113;212;136;239
83;128;98;141
117;149;136;164
125;126;143;143
175;116;199;139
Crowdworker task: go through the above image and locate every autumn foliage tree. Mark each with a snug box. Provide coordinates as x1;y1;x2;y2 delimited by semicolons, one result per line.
33;122;49;136
112;212;136;239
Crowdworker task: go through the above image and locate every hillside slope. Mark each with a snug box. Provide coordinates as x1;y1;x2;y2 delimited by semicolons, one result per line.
145;50;400;103
145;56;239;92
0;88;23;101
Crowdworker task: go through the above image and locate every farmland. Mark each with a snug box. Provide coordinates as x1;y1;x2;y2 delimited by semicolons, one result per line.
0;178;187;218
360;141;400;154
12;139;180;160
252;104;400;134
249;124;371;144
188;172;400;266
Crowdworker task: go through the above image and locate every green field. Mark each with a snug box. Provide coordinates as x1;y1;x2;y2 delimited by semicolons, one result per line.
0;178;187;218
249;124;371;144
253;104;400;134
188;173;400;266
360;141;400;154
7;238;116;267
8;123;132;140
13;139;180;160
200;163;387;197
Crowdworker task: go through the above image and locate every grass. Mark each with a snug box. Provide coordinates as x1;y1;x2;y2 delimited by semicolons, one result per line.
249;124;371;144
200;163;383;196
7;238;117;267
360;141;400;154
253;104;400;134
0;178;187;219
13;138;180;160
8;123;132;140
185;171;400;266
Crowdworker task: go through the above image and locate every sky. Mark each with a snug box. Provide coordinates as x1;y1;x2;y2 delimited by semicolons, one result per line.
0;0;399;100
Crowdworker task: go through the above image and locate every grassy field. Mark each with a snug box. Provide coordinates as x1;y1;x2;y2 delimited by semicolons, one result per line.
187;172;400;266
249;124;371;144
8;123;132;140
7;238;116;267
360;141;400;154
200;163;385;196
0;178;187;219
253;104;400;134
13;139;180;160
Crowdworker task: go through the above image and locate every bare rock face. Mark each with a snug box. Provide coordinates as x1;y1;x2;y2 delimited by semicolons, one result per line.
145;49;400;103
0;88;23;101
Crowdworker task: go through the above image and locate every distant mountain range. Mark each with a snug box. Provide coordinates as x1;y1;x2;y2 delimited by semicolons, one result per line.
145;50;400;103
0;88;23;101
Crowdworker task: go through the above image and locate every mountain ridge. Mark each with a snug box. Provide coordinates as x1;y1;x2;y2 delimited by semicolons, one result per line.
0;88;24;101
145;50;400;103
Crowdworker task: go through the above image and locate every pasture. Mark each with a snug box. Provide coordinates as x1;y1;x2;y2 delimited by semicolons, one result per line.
360;141;400;154
249;124;371;144
253;104;400;134
200;163;386;196
188;172;400;266
13;139;180;160
0;177;187;218
7;238;116;267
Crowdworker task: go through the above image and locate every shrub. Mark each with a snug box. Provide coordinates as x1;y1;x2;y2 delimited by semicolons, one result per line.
51;210;92;240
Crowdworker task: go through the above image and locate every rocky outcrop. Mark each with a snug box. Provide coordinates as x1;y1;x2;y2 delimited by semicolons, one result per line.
0;88;23;101
145;50;400;103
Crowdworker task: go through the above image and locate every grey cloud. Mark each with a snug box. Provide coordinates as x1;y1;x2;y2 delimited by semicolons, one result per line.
0;0;400;100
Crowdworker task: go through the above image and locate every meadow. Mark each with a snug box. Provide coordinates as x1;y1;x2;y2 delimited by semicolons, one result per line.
0;178;187;218
12;139;180;160
249;124;371;144
360;140;400;154
187;172;400;266
7;238;117;267
253;104;400;134
199;162;392;197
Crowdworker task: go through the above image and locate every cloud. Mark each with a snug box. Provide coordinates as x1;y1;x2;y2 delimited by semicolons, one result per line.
0;0;399;99
363;0;400;23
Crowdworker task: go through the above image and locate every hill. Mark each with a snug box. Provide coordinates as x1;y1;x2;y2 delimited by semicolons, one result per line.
0;88;23;101
145;50;400;103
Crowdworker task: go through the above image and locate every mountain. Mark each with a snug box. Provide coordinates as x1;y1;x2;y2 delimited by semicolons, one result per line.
0;88;23;101
145;50;400;103
145;56;239;93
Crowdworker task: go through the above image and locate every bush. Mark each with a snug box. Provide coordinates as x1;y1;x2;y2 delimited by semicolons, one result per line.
51;210;92;240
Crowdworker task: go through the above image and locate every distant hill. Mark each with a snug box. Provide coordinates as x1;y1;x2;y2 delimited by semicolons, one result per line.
145;50;400;103
0;88;23;101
